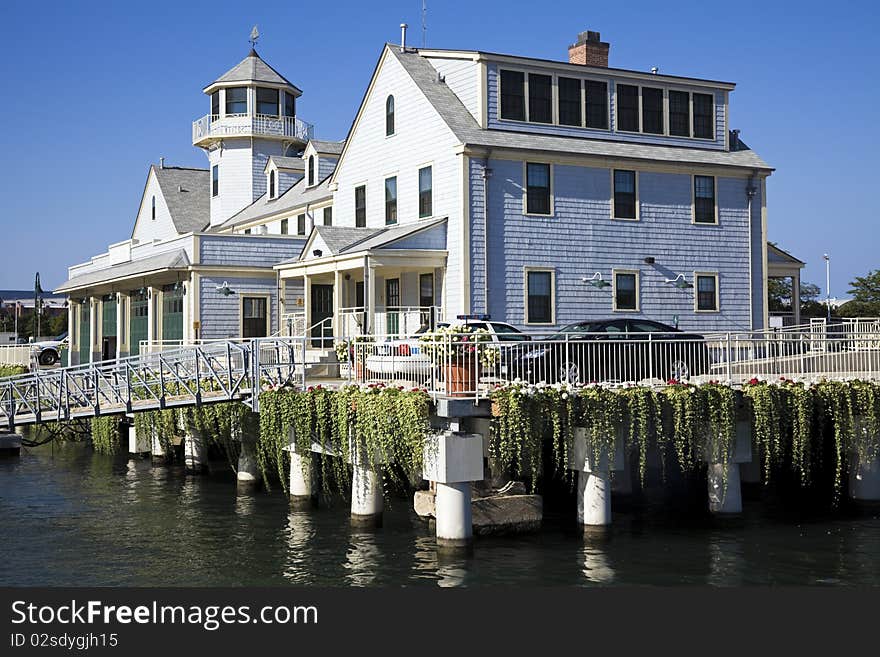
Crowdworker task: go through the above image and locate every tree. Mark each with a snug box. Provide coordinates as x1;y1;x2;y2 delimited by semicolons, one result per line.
768;277;825;317
839;269;880;317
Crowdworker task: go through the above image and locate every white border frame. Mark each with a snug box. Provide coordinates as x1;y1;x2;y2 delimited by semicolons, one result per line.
523;267;556;325
691;174;719;225
522;162;554;217
693;271;720;313
612;269;640;312
611;169;640;221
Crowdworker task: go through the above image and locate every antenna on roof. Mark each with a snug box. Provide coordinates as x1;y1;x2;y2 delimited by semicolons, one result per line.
249;25;260;49
422;0;427;48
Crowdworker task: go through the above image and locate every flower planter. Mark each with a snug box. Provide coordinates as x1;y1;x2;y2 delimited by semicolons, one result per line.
443;359;476;397
338;362;351;379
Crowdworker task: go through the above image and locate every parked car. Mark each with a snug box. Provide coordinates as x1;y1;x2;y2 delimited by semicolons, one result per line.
511;319;706;384
31;332;68;366
364;318;529;379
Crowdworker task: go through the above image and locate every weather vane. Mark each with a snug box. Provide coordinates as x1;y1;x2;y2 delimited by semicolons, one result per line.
250;25;260;48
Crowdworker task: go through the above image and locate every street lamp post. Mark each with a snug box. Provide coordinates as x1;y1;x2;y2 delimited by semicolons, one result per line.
823;254;831;322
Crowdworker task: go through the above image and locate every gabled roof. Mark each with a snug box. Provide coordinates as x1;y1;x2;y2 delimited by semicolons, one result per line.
216;175;332;230
279;217;448;265
307;139;345;156
386;46;773;171
768;243;805;266
152;166;210;234
205;49;301;93
266;155;305;172
55;249;190;294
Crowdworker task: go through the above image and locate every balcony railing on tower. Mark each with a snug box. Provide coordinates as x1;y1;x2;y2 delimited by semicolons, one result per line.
192;113;314;145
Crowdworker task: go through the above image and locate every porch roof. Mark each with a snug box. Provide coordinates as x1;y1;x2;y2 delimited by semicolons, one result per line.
278;217;448;266
767;243;805;278
55;249;190;294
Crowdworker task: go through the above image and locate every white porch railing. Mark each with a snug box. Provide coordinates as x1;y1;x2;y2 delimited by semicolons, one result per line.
192;114;314;145
339;306;442;338
0;345;31;367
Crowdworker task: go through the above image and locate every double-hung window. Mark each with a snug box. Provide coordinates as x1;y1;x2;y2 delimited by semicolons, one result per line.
323;207;332;226
693;93;714;139
585;80;609;129
558;77;582;127
211;165;219;197
225;87;247;114
528;73;552;124
613;271;639;311
500;70;526;121
641;87;664;134
612;170;637;220
693;175;716;224
256;88;279;115
525;163;551;215
296;213;306;235
696;274;719;311
355;186;366;227
616;84;639;132
526;270;553;324
280;218;288;235
418;166;432;218
385;176;397;225
669;90;690;137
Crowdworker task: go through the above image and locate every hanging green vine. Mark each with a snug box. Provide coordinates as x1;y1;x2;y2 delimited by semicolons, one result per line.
90;415;123;454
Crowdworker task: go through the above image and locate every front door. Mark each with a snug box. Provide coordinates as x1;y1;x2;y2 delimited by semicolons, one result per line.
101;295;117;361
310;284;333;347
242;296;268;338
129;291;148;356
162;285;184;343
419;273;434;330
355;281;366;333
385;278;400;336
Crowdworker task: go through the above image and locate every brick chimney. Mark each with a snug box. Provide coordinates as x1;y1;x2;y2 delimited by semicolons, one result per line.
568;30;610;67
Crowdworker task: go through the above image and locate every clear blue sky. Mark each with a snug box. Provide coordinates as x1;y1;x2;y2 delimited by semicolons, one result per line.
1;0;877;298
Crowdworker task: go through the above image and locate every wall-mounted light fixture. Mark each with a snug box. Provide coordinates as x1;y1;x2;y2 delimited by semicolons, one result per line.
643;257;655;265
583;272;611;289
216;281;235;297
665;274;693;289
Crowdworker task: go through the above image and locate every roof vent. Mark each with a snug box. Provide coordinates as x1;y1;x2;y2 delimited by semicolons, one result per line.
159;157;165;169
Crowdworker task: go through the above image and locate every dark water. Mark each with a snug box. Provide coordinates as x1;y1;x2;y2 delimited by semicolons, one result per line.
1;443;879;587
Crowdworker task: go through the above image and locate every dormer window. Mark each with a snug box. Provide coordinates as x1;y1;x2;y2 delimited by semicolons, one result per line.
307;155;315;186
226;87;247;115
151;196;156;220
269;171;276;198
385;95;395;136
257;88;279;116
284;92;295;117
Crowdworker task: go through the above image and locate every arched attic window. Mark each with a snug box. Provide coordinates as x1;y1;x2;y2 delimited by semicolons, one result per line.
386;95;395;136
151;196;156;220
308;155;315;186
269;171;276;198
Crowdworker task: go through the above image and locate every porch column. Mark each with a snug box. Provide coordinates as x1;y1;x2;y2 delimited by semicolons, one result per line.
116;292;128;359
792;273;801;327
181;279;192;346
333;270;343;337
365;258;376;335
279;278;287;335
67;300;78;364
90;298;100;363
303;276;312;336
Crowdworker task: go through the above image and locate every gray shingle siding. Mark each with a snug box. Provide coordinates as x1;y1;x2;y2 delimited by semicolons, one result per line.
199;235;304;267
474;159;755;331
198;276;278;339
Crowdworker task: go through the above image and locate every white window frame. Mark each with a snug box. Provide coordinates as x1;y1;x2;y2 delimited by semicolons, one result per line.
418;163;434;219
354;182;367;227
523;267;556;325
610;169;639;221
613;82;642;134
498;67;529;123
522;161;554;217
612;269;640;312
691;91;716;141
691;174;719;225
694;271;720;313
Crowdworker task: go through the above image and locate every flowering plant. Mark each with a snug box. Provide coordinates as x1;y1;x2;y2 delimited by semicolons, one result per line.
418;324;493;365
334;339;350;362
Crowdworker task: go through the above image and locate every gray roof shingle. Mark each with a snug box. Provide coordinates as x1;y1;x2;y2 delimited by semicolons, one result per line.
308;140;345;155
152;166;210;234
208;49;301;92
55;249;190;293
216;176;332;230
268;155;305;170
387;47;772;171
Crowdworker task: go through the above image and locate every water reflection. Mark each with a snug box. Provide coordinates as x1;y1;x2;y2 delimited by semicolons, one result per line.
344;531;382;587
581;544;615;584
282;511;316;584
707;535;745;586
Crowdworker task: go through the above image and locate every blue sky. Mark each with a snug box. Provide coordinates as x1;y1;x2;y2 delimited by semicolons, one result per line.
1;0;877;298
